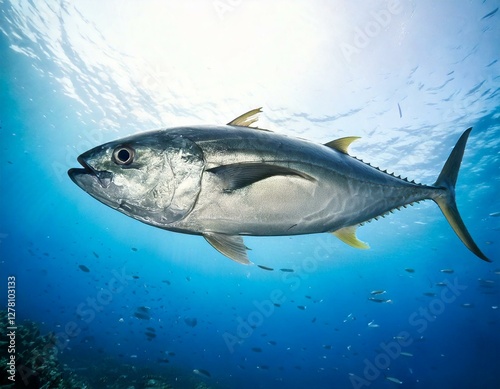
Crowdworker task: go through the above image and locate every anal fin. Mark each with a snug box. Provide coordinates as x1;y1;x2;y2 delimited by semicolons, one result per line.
204;233;251;264
332;226;370;249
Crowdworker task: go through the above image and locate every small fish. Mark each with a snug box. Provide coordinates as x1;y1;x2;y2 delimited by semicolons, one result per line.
184;317;197;327
478;278;495;285
268;340;277;346
405;268;415;273
386;376;403;384
440;269;454;274
343;313;355;322
423;292;436;297
368;297;392;303
131;247;138;251
368;320;379;328
193;369;211;378
435;282;447;287
78;265;90;273
280;268;294;272
251;347;262;352
397;103;402;118
322;344;332;350
461;303;473;308
257;365;270;370
92;251;99;258
481;7;498;20
370;290;386;295
400;352;413;357
134;312;150;320
297;305;306;310
257;265;274;271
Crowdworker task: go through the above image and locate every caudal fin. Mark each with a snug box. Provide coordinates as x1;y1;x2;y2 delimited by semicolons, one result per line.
433;128;490;262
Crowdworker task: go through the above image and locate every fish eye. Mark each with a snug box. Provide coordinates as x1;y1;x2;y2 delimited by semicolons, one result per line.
113;146;135;165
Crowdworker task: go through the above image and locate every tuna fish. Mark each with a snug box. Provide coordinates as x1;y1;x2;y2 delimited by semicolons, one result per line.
68;108;489;264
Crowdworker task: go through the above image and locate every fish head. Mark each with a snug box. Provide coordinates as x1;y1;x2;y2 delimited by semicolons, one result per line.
68;132;205;226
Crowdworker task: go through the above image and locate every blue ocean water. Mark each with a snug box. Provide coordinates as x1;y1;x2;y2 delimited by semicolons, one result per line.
1;1;499;388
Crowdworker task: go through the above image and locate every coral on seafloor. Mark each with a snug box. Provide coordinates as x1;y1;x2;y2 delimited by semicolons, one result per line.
0;310;89;388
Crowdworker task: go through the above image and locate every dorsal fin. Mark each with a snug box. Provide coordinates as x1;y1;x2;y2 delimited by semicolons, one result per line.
227;108;263;127
324;136;361;154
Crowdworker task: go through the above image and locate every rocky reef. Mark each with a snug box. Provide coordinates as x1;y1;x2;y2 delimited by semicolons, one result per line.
0;310;89;388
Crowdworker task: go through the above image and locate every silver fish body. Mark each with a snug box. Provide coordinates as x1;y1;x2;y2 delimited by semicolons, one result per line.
68;109;489;263
163;125;434;235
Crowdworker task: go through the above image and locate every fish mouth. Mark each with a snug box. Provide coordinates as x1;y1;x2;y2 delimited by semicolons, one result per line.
68;156;113;189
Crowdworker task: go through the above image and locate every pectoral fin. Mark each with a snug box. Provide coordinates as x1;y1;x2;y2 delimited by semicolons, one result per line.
207;163;315;192
204;233;251;264
332;226;370;249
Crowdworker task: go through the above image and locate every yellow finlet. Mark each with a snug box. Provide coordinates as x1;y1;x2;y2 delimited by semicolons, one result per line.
332;226;370;249
324;136;361;154
227;107;263;127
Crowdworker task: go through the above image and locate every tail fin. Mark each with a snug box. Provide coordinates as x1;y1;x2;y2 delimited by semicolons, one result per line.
433;128;490;262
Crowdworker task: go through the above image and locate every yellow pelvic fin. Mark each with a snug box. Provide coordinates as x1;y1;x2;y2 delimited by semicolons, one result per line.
227;107;263;127
324;136;361;154
332;226;370;249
